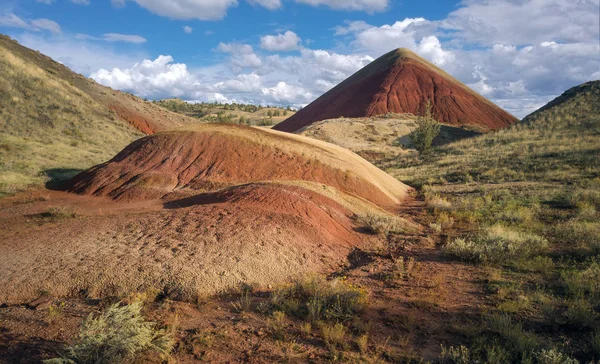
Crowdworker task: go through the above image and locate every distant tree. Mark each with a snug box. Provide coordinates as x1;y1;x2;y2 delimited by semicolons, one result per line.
283;110;288;116
409;100;441;154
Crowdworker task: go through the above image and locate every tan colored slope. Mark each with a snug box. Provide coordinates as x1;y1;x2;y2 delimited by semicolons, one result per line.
300;114;481;164
274;48;518;133
67;123;411;210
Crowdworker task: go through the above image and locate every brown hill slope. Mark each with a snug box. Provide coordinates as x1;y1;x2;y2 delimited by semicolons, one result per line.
274;48;518;133
66;123;411;210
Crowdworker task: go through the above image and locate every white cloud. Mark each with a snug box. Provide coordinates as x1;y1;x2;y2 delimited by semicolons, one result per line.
70;0;91;4
247;0;282;10
260;31;301;51
442;0;600;46
36;0;55;4
111;0;126;7
0;13;29;29
295;0;388;13
217;42;262;68
31;18;61;34
91;55;194;98
183;26;193;34
16;33;148;76
127;0;238;20
103;33;147;44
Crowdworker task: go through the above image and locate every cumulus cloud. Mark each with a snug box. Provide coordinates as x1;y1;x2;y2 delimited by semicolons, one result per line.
217;42;263;68
183;26;193;34
30;18;61;34
260;31;301;51
91;55;195;98
295;0;388;13
102;33;147;44
442;0;600;46
247;0;282;10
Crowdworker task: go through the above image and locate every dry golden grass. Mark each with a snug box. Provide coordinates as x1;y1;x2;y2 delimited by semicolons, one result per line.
0;38;143;196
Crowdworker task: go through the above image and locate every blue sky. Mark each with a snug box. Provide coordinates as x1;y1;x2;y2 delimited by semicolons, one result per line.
1;0;599;117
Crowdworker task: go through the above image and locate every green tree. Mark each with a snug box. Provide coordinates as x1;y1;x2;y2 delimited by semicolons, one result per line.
409;101;441;154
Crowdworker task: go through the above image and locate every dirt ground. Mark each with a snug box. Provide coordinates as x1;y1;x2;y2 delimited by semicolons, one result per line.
0;189;489;363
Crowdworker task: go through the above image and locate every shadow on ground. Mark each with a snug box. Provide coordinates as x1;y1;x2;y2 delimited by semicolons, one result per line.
43;168;84;190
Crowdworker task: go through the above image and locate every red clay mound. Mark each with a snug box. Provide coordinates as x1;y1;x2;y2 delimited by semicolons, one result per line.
0;183;367;303
274;48;518;133
66;123;410;210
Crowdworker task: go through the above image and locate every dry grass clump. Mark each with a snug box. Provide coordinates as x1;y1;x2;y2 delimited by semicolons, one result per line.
443;225;549;265
354;212;416;236
269;276;367;322
44;302;173;364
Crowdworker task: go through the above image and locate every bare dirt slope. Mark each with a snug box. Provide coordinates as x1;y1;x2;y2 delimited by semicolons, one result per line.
66;123;411;209
274;48;518;133
0;124;414;304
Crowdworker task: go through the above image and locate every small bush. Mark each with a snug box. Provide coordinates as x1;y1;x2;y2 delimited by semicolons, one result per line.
439;345;470;364
485;313;537;355
426;194;453;211
270;276;367;322
354;213;414;236
319;322;347;349
562;260;600;304
443;226;549;265
535;348;580;364
44;302;173;364
231;290;252;313
565;298;597;327
409;100;441;154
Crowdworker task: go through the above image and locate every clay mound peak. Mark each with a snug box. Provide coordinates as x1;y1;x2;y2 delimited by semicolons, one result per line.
274;48;518;133
66;123;411;210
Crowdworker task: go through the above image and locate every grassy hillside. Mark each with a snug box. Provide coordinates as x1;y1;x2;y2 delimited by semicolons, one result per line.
383;81;600;362
153;98;295;126
0;37;143;196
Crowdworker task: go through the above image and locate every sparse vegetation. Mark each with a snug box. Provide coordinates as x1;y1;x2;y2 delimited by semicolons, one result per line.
443;225;549;265
354;212;415;236
44;302;173;364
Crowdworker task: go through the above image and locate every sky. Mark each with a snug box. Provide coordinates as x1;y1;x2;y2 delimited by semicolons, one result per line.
1;0;599;118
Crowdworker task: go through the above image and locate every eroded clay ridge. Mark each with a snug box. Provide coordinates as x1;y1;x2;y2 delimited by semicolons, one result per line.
66;123;411;210
274;48;518;133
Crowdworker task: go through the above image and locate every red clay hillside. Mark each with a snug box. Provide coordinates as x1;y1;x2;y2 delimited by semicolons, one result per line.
274;48;518;133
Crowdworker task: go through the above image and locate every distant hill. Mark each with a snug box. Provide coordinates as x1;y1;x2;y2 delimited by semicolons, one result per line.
521;80;600;126
0;34;197;195
274;48;518;133
153;98;295;127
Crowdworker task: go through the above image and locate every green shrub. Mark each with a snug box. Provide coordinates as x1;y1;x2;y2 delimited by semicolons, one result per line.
44;302;173;364
562;260;600;304
409;100;441;154
443;226;549;265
